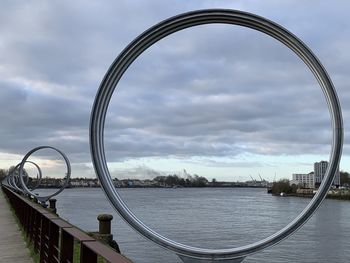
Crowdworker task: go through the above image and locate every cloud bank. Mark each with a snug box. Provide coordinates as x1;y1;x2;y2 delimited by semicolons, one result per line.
0;1;349;179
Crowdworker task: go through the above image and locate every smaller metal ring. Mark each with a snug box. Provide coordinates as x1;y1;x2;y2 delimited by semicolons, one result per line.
18;146;71;203
8;163;24;193
23;161;43;190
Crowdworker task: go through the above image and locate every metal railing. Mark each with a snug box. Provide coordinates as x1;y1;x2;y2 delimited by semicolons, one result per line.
2;185;133;263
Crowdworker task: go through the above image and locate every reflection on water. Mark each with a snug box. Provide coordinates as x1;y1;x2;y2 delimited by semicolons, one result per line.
38;188;350;263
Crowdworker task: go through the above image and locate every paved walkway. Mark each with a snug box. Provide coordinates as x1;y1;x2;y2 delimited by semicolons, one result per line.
0;190;33;263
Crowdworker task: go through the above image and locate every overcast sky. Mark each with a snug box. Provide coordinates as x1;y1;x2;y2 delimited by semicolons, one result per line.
0;1;349;181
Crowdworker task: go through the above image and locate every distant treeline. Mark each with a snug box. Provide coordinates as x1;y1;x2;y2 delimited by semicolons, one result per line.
269;178;350;201
153;174;209;187
270;179;298;195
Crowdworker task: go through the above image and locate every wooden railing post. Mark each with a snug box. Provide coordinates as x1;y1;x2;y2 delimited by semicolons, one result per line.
81;243;97;263
60;229;74;263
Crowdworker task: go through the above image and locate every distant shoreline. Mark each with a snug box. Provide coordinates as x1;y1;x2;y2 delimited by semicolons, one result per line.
38;185;269;189
271;190;350;201
37;186;350;201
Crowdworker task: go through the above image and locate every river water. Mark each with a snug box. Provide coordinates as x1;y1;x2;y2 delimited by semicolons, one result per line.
39;188;350;263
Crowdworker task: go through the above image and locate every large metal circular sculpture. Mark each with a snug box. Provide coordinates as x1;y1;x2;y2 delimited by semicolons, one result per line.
89;9;343;262
18;146;71;204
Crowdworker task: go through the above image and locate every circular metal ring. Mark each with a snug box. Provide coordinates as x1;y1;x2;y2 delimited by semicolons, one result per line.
11;161;34;186
18;146;71;203
24;161;43;190
8;163;24;193
89;9;343;261
4;172;16;190
1;169;14;189
5;173;15;190
5;171;14;189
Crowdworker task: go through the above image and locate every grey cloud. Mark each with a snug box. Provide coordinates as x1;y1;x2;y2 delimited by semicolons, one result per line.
0;80;90;161
0;0;349;173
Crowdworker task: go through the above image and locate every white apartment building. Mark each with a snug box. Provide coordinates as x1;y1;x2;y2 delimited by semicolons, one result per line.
292;172;315;188
314;161;340;187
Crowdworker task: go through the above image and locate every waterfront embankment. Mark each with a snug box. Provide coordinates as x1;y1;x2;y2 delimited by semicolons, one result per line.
295;188;350;200
268;179;350;200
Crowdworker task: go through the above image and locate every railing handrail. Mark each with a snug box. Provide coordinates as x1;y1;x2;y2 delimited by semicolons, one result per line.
1;185;133;263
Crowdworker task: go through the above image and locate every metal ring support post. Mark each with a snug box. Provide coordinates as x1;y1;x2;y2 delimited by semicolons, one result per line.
18;146;71;204
89;9;343;262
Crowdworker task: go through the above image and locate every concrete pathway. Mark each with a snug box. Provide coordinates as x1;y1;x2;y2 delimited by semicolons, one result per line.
0;189;33;263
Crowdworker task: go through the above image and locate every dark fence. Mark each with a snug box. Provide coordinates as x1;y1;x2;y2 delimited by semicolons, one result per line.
2;186;133;263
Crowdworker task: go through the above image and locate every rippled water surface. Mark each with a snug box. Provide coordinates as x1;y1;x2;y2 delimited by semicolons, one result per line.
39;188;350;263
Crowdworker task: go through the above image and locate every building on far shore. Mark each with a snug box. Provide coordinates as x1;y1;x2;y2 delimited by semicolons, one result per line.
314;161;340;187
292;172;315;189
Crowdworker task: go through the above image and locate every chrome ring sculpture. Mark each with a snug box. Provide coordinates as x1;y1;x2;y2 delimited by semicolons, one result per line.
5;161;42;191
90;9;343;263
18;146;71;204
21;160;43;190
1;165;20;191
4;173;16;190
7;163;24;193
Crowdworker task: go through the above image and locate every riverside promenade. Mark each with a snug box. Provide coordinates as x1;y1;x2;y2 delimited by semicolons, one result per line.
0;190;33;263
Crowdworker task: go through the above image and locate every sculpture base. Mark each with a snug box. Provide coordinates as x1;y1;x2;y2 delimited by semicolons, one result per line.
178;255;245;263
